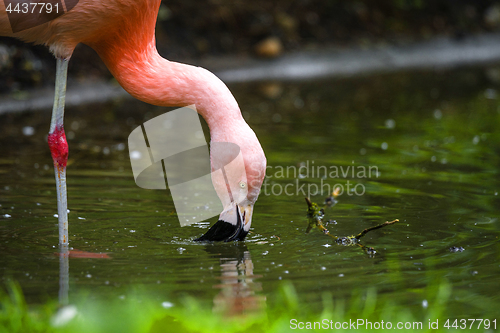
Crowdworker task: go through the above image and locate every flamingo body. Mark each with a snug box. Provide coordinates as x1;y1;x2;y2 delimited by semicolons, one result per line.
1;0;267;242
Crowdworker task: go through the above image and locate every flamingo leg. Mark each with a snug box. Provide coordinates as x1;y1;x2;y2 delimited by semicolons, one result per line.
48;58;70;246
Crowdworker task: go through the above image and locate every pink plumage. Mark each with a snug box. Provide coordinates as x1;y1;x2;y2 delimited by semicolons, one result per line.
1;0;266;243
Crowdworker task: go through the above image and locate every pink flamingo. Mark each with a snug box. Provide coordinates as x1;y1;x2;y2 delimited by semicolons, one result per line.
0;0;266;244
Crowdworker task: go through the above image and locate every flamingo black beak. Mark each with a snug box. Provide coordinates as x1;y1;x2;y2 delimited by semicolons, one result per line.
194;202;253;242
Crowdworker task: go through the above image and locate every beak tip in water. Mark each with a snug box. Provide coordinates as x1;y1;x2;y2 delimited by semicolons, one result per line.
194;219;248;242
194;204;251;242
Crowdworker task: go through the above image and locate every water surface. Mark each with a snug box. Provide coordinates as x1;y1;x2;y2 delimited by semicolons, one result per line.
0;68;499;317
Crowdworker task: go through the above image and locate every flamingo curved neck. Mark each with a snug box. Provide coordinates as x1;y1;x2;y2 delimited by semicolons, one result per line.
94;42;244;140
91;30;266;201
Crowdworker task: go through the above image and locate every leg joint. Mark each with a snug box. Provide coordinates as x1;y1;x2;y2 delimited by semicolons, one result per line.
48;126;68;169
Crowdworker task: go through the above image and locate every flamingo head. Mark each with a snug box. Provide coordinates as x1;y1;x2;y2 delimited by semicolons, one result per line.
195;123;266;242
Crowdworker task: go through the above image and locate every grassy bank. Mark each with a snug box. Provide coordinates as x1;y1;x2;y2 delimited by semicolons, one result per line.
2;279;496;333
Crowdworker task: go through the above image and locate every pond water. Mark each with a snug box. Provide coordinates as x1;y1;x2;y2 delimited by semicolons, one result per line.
0;67;499;319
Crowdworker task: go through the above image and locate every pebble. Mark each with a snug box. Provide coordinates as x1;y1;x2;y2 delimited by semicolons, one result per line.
255;37;283;58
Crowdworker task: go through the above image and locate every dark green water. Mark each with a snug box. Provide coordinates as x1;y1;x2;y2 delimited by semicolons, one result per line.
0;68;499;318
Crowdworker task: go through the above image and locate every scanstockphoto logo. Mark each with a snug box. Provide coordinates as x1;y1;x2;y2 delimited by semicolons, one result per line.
3;0;79;33
128;106;247;227
263;161;380;198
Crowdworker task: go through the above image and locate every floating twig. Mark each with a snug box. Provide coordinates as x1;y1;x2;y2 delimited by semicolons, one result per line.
305;197;400;255
354;219;399;240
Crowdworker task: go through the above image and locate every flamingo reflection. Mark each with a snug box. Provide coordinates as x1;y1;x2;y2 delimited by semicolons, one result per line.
206;244;266;316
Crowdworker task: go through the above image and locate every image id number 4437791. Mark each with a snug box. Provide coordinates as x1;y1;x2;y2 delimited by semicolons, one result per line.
443;319;496;330
5;2;59;14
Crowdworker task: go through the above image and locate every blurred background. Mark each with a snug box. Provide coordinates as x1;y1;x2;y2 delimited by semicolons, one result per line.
2;0;500;92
